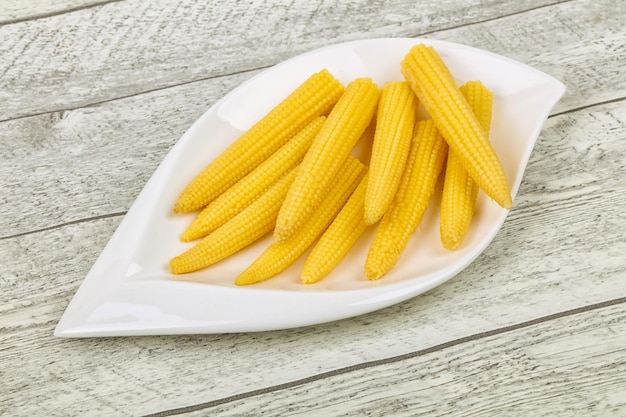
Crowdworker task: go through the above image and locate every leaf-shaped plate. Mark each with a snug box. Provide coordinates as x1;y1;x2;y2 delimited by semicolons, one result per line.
55;38;565;337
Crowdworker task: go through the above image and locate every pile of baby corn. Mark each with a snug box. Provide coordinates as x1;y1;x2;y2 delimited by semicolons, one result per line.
169;43;512;285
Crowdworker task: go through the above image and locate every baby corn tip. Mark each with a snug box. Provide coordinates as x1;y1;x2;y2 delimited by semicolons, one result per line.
364;209;383;226
180;229;199;242
168;258;183;275
501;195;512;210
364;266;385;281
272;225;291;244
301;272;320;285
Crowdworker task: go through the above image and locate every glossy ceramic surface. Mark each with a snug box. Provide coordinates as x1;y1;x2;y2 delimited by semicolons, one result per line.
55;38;565;337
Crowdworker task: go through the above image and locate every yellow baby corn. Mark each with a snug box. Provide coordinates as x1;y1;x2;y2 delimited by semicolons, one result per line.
401;44;512;209
365;81;418;225
273;78;380;243
301;173;369;284
365;120;448;280
235;157;366;286
461;81;493;133
181;117;325;241
169;167;298;274
440;81;493;250
174;69;344;213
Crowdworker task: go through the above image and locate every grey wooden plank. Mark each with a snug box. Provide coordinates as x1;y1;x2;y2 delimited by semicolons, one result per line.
0;0;565;121
0;216;120;315
1;100;624;417
176;302;626;417
0;70;255;238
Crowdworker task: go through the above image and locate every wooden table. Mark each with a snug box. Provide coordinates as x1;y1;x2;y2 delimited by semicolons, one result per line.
2;1;625;415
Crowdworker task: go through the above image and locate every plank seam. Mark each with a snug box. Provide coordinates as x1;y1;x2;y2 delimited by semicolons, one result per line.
0;66;269;124
0;211;126;240
2;71;623;127
142;296;626;417
549;96;626;118
0;0;126;26
416;0;575;37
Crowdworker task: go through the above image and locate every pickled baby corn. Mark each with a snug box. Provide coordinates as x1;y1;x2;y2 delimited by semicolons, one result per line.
174;69;344;213
273;78;379;243
401;44;512;209
169;168;298;274
181;117;325;241
235;157;366;286
440;81;493;250
365;120;448;280
168;46;516;285
365;82;418;225
301;173;370;284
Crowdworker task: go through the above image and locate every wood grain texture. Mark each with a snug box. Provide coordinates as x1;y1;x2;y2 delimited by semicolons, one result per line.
0;0;119;25
1;0;625;416
168;302;626;416
0;0;566;121
1;100;624;416
0;70;254;238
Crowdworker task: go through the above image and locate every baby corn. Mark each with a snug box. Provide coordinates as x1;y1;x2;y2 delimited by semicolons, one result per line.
401;44;511;209
365;82;418;225
181;117;325;241
301;173;370;284
365;120;448;280
440;81;493;250
235;157;366;286
169;168;298;274
273;78;379;243
174;69;344;213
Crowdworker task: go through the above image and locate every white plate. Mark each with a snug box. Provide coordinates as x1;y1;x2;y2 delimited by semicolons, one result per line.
55;38;565;337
